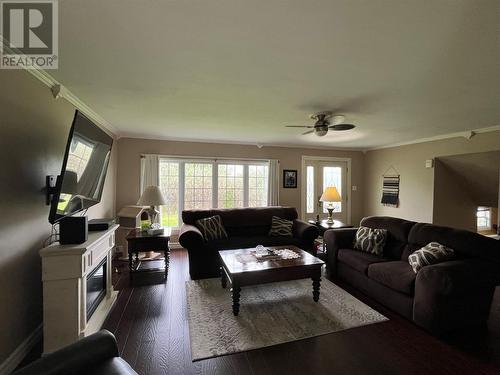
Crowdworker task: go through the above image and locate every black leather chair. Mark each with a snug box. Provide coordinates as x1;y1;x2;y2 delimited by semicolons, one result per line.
13;330;137;375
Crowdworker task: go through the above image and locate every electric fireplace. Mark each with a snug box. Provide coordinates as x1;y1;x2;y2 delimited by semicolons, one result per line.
86;257;107;321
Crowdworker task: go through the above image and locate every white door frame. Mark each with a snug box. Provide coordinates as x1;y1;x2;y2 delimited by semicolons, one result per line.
300;155;352;224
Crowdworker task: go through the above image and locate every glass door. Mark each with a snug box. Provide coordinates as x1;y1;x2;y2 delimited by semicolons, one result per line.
304;159;348;223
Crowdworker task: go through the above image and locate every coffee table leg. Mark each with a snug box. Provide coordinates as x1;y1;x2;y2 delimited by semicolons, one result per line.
231;285;241;316
312;277;321;302
220;267;227;289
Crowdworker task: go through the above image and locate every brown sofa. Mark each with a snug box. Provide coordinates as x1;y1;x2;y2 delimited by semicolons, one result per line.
179;206;319;279
324;216;500;335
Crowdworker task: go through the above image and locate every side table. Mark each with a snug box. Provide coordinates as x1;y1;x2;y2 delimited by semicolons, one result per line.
308;219;354;259
126;228;171;281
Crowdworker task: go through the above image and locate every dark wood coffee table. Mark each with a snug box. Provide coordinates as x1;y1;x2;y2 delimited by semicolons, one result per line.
218;246;325;316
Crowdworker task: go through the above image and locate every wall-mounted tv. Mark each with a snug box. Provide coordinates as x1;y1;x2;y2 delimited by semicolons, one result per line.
48;110;113;224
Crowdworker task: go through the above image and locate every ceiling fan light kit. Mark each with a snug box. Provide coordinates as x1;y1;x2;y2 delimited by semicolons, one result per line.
286;112;356;137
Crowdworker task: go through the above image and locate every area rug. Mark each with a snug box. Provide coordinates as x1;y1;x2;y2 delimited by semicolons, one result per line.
186;278;388;361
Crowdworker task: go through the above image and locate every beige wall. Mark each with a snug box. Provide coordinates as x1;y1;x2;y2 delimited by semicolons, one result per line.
0;69;116;364
432;160;477;231
364;131;500;224
116;138;365;224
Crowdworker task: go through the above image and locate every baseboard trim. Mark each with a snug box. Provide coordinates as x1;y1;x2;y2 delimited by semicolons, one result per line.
0;324;42;375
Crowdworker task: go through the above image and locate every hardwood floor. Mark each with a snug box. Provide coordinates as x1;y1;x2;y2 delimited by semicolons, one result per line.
103;249;500;375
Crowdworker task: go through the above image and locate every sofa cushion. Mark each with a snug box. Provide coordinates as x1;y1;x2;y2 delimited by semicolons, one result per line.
195;215;228;241
406;222;500;263
337;249;390;274
368;261;416;295
408;242;455;273
353;226;388;256
360;216;416;259
209;236;303;251
269;216;293;237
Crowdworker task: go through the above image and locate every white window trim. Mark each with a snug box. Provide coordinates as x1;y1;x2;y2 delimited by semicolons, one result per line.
300;155;352;224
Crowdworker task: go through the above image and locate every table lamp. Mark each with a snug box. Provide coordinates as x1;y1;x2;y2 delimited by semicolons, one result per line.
137;185;167;227
320;186;341;224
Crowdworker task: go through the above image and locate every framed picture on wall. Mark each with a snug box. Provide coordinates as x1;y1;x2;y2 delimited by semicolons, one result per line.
283;169;297;188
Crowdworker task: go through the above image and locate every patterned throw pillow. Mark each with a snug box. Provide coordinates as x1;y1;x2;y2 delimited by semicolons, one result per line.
353;226;388;256
268;216;293;237
195;215;228;241
408;242;455;273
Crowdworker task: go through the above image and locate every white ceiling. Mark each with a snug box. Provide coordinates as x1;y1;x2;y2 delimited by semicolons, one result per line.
54;0;500;149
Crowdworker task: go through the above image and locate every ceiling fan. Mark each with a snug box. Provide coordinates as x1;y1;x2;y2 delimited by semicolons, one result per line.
285;112;356;136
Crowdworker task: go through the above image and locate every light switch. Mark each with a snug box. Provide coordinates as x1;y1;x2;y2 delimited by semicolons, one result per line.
352;185;357;191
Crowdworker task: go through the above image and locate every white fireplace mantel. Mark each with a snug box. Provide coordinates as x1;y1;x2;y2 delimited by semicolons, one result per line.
40;224;119;353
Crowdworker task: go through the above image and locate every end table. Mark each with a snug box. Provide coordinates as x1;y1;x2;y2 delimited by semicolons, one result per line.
308;219;354;258
126;228;171;281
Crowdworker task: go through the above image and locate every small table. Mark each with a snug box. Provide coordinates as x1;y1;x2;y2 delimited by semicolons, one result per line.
218;246;324;316
308;219;354;235
308;219;354;257
126;228;171;280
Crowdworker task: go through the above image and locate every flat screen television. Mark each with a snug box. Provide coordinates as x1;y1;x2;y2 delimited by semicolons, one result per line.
48;110;113;224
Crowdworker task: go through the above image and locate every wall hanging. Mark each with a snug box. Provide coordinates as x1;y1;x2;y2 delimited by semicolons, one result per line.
381;166;400;207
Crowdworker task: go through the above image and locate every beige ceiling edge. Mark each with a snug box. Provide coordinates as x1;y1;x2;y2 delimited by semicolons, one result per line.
117;132;365;153
1;34;119;138
365;125;500;153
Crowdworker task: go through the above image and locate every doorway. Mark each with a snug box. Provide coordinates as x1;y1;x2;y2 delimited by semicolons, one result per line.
301;156;351;224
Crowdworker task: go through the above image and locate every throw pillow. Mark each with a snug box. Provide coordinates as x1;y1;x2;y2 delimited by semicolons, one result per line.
408;242;455;273
353;226;388;256
195;215;228;241
268;216;293;237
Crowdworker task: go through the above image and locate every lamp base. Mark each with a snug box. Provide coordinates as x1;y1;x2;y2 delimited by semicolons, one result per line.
145;206;159;227
326;208;334;224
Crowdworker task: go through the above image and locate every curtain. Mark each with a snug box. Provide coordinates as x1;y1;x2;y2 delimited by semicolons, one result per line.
140;154;160;194
268;159;280;206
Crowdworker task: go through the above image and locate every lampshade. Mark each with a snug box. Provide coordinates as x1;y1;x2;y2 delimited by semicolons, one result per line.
137;185;167;206
320;186;341;202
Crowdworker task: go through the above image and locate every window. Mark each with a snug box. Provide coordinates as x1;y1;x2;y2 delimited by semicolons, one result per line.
477;207;492;231
248;165;269;207
218;164;244;208
158;158;269;227
322;166;342;212
184;163;213;210
159;160;180;227
306;166;314;213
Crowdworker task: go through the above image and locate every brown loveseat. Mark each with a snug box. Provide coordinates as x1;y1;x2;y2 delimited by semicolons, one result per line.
179;207;318;279
324;216;500;335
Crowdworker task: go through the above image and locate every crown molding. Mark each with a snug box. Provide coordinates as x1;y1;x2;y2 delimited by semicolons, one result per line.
1;34;118;138
27;69;119;138
117;132;365;152
365;124;500;152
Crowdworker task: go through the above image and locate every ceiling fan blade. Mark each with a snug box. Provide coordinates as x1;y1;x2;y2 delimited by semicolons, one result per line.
329;124;356;131
302;130;315;135
285;125;313;128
